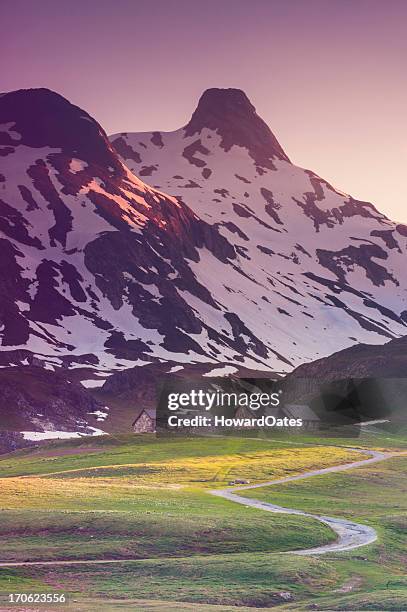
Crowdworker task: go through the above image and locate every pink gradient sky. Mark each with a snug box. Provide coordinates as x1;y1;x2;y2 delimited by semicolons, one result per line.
1;0;406;221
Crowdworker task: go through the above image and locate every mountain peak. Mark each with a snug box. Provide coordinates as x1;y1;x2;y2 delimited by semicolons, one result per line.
0;88;122;172
190;88;256;118
184;88;290;167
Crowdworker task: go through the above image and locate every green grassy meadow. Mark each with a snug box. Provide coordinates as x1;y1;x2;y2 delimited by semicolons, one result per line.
0;430;405;610
239;455;407;610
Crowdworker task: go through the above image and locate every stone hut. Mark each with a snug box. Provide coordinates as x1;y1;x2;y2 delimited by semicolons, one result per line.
132;409;156;433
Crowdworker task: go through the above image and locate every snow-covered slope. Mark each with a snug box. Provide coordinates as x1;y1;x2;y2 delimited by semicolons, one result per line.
1;87;406;383
109;88;407;371
0;88;295;378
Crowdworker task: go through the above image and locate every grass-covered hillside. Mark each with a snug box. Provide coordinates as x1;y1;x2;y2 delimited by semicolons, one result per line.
0;430;405;610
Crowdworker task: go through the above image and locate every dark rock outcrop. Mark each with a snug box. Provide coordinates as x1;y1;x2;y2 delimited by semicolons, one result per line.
184;88;290;168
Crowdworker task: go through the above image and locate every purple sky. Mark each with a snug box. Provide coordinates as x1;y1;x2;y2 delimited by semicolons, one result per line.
1;0;406;221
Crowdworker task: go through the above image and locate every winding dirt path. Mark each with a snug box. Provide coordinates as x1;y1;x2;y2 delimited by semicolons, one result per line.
0;449;395;567
210;449;393;555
